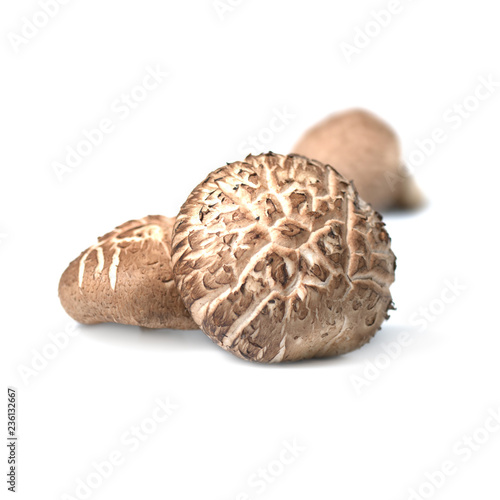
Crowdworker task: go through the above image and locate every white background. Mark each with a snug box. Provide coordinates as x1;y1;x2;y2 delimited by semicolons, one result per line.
1;0;499;499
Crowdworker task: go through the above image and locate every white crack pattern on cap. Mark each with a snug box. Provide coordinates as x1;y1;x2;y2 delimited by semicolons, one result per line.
172;153;396;363
78;221;168;291
59;215;198;330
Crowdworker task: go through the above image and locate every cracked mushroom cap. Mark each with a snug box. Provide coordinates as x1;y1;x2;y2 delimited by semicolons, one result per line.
172;153;395;362
292;109;424;211
59;215;197;330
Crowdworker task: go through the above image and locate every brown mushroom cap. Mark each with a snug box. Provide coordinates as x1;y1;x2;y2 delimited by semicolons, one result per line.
292;109;424;211
59;215;197;330
172;153;395;362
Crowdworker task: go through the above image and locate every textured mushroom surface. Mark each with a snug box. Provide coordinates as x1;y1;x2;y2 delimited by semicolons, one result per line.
172;153;395;362
59;215;197;329
292;109;423;211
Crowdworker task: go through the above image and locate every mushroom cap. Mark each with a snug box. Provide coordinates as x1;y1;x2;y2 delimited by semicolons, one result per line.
172;153;395;362
292;109;423;211
59;215;197;330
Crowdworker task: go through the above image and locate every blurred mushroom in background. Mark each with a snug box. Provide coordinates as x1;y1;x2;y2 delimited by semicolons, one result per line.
292;109;424;212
